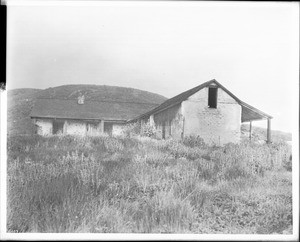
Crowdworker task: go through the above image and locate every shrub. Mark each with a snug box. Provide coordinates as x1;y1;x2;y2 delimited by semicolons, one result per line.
140;121;157;138
7;134;293;233
132;189;196;233
121;122;141;138
182;135;207;148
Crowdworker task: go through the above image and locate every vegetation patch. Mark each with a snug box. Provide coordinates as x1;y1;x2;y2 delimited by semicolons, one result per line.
7;134;292;233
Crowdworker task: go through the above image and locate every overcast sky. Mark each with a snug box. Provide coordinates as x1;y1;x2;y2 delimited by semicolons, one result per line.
6;1;299;133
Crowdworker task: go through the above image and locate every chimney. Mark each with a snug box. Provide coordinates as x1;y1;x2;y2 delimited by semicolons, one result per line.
78;94;85;104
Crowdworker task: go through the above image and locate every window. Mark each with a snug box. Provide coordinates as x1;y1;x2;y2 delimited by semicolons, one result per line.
104;122;113;135
53;120;64;134
208;87;218;108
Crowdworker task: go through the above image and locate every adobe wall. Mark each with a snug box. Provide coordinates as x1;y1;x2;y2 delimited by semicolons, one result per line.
86;122;102;136
153;104;184;139
112;123;126;136
182;87;241;145
34;119;104;136
35;119;53;135
65;120;87;136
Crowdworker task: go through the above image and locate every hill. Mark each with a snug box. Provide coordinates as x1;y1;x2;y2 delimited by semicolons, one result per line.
38;85;167;104
8;88;43;135
7;85;167;135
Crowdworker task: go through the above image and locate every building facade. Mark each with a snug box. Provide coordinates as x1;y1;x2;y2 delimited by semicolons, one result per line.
33;118;125;136
130;80;272;145
30;94;157;136
30;79;272;145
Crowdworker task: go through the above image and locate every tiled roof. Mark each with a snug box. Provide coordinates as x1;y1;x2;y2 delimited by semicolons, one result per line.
30;98;159;121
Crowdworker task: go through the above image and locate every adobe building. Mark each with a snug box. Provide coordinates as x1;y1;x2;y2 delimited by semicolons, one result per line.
30;79;272;145
29;94;157;136
129;79;272;145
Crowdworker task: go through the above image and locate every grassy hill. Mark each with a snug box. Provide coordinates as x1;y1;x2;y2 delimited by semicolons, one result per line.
7;85;167;135
38;85;167;104
8;88;43;135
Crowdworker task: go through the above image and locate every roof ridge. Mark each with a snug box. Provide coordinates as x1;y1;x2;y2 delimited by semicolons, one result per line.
129;79;216;121
128;79;272;122
36;97;161;105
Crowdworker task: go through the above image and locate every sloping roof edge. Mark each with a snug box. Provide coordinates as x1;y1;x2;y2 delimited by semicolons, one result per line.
128;79;216;122
128;79;272;122
213;81;273;120
30;115;127;122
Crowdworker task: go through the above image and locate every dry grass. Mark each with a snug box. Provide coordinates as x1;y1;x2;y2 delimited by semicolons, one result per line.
7;134;292;233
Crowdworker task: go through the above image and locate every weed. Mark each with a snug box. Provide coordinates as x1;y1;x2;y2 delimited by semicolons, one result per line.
7;135;292;233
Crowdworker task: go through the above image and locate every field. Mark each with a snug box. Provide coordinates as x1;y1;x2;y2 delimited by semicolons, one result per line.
7;134;293;233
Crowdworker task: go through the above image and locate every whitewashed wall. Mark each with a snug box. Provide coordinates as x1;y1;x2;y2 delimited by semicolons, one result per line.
34;118;127;137
65;120;87;136
35;119;53;135
86;122;102;136
182;87;241;145
112;124;126;136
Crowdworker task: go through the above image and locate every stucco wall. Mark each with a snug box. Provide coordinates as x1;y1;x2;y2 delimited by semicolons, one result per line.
35;119;53;135
112;123;126;136
86;122;102;136
34;119;107;136
182;87;241;145
65;120;87;136
153;104;184;139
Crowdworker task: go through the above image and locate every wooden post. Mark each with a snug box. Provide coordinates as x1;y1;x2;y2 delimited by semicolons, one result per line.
63;120;67;135
101;120;105;134
85;121;88;136
267;118;271;143
249;121;252;141
181;117;185;139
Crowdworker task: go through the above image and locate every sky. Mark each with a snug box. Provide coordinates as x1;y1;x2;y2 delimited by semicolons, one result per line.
6;1;299;133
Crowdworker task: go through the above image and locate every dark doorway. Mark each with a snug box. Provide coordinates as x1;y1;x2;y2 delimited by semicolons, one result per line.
104;122;113;135
53;120;64;134
208;87;218;108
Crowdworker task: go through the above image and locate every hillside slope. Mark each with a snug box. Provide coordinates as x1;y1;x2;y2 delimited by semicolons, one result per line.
38;85;167;104
7;85;167;135
8;88;43;135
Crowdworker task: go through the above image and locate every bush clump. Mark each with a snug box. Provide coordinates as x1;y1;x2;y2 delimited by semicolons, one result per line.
7;134;292;234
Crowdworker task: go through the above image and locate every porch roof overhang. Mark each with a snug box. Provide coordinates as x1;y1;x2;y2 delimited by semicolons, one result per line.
241;101;273;123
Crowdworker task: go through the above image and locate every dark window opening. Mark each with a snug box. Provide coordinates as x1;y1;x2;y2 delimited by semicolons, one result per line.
208;87;218;108
34;124;40;134
104;122;113;135
53;120;64;134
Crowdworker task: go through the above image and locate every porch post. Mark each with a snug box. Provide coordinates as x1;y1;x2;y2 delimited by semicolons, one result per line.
181;116;185;139
267;118;271;143
249;121;252;141
101;120;105;133
63;120;67;134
